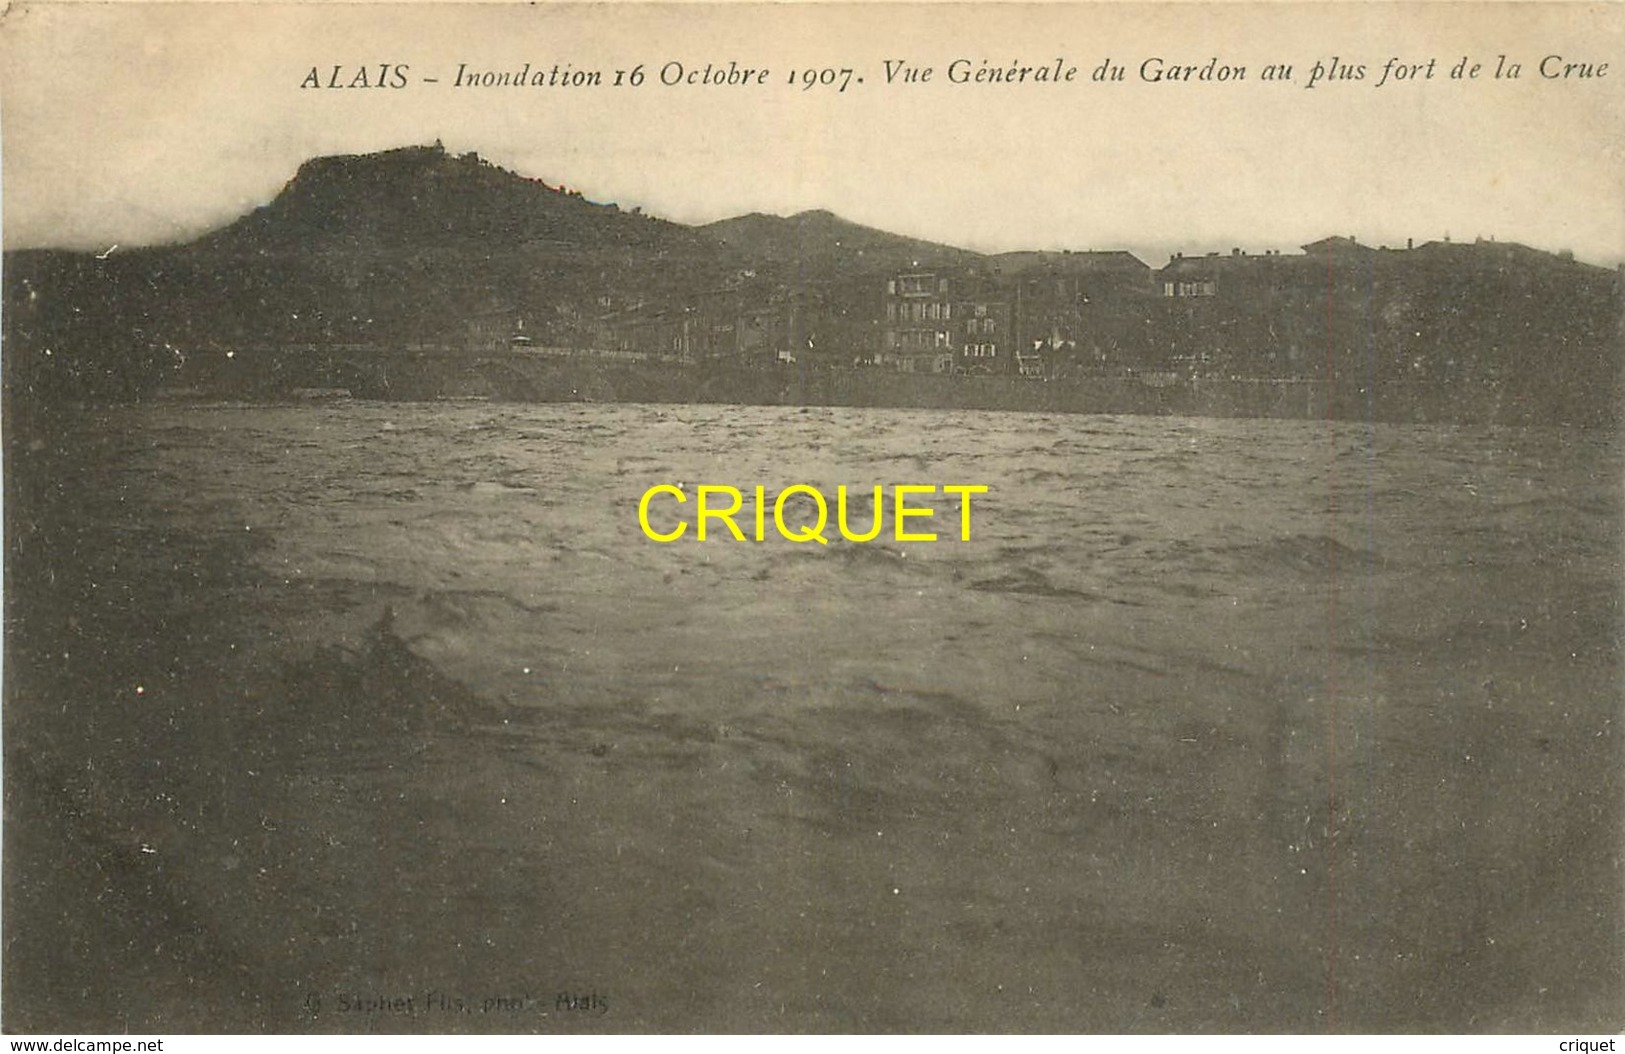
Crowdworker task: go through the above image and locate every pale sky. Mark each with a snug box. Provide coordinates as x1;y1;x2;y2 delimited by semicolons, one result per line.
3;2;1623;265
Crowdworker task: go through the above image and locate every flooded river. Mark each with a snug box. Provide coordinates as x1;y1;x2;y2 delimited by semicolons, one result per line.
5;401;1619;1032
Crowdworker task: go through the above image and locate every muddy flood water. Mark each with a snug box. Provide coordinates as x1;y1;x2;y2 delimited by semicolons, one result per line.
4;401;1620;1032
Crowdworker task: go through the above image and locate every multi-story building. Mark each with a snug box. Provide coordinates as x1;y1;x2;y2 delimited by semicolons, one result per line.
882;259;1156;377
1158;244;1327;299
881;271;957;372
1001;251;1154;377
955;278;1013;375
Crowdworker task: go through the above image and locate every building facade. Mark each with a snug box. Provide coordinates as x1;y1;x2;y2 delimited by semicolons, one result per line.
955;279;1013;375
881;272;958;372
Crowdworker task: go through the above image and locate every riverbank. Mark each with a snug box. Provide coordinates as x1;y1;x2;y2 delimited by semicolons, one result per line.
149;348;1622;427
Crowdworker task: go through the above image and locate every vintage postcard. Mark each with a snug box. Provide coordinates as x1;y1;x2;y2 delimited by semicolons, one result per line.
2;1;1621;1035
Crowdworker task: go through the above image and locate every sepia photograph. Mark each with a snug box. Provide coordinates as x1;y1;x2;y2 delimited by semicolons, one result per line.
1;0;1621;1035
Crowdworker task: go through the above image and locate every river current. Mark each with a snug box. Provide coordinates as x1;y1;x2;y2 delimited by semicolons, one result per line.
7;401;1619;1031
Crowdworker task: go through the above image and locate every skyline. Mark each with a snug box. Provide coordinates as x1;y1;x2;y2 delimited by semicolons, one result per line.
2;3;1623;266
11;135;1606;271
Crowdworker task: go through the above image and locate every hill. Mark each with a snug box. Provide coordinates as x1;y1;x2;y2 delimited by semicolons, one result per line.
702;209;980;275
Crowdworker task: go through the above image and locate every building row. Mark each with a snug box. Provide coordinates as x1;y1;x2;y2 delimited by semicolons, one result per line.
465;235;1547;379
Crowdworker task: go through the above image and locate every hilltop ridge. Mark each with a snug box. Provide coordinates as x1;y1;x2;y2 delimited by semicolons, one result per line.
701;208;980;272
197;144;703;256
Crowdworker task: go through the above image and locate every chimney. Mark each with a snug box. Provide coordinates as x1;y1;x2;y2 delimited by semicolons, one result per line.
1407;237;1414;250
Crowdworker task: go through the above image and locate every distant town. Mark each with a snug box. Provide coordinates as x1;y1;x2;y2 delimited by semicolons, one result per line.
465;233;1587;384
3;144;1620;424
